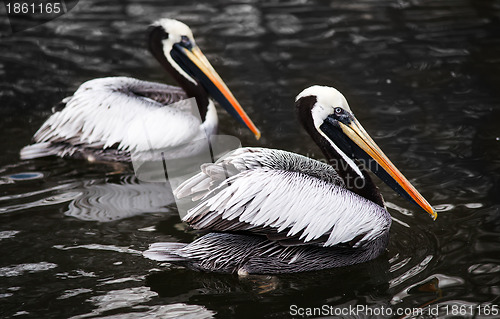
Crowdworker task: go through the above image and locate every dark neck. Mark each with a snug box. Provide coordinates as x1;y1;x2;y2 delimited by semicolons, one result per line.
162;61;210;122
313;129;384;207
148;28;209;121
296;96;384;207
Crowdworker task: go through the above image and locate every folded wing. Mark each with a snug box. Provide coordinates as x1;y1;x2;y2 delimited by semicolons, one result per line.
176;148;391;248
22;77;200;159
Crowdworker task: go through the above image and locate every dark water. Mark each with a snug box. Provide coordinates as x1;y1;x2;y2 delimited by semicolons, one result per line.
1;0;500;318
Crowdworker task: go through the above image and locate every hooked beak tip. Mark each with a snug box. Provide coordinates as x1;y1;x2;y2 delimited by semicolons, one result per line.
254;130;261;140
430;208;438;220
421;199;437;220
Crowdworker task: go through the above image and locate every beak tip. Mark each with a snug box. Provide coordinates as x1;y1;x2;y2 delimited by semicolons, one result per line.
429;207;438;220
254;130;261;140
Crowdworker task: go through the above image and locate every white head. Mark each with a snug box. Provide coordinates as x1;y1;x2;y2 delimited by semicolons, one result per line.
296;85;352;129
153;19;196;49
295;85;362;177
151;19;197;84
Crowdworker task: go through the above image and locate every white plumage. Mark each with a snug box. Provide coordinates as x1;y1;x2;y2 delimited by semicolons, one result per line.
21;77;217;160
60;79;206;144
176;147;391;248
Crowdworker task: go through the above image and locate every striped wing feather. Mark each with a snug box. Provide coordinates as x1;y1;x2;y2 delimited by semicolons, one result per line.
30;77;199;154
176;148;390;248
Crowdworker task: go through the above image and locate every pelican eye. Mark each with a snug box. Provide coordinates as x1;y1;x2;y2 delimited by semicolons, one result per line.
180;35;193;49
330;107;352;124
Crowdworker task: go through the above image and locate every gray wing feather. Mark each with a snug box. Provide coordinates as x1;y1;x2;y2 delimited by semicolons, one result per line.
130;81;187;105
25;77;199;157
143;232;389;273
175;148;390;248
175;147;343;199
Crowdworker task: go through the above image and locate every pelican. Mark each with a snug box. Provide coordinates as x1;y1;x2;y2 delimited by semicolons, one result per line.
144;85;436;274
20;19;260;162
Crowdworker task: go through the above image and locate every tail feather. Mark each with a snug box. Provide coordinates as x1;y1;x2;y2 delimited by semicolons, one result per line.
143;234;267;273
20;142;61;160
143;242;188;262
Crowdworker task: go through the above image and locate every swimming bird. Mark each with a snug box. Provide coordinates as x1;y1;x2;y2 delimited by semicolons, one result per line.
144;85;436;274
20;19;260;162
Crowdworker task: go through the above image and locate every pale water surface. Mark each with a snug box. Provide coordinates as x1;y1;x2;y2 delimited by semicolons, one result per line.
1;0;500;318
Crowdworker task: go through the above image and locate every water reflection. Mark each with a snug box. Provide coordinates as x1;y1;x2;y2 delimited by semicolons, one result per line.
65;176;174;222
0;262;58;277
68;285;215;319
147;257;390;317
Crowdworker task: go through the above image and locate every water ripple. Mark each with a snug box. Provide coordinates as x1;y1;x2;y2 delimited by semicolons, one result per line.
53;244;142;255
71;302;215;319
99;276;143;286
69;287;157;318
57;288;93;300
0;230;20;241
389;255;434;289
65;180;174;222
0;191;81;214
56;270;97;279
266;13;302;35
0;262;58;277
468;263;500;275
0;181;81;202
391;274;465;304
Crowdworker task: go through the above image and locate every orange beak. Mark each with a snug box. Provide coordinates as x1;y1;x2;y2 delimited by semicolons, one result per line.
338;118;436;219
180;46;261;140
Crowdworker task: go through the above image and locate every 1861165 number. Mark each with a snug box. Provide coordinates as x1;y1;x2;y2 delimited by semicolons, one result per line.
5;2;62;14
